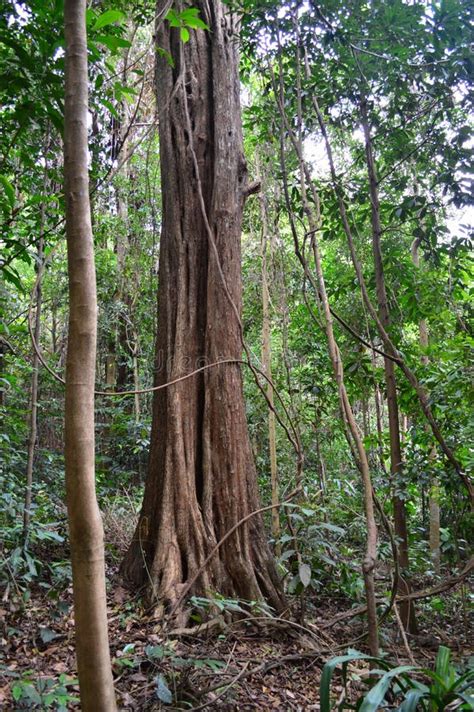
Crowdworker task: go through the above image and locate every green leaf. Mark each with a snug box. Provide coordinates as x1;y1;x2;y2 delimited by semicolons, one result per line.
359;666;416;712
21;684;42;705
180;27;190;43
434;645;451;680
3;266;24;292
12;683;23;702
396;689;426;711
299;562;311;587
320;651;373;712
319;523;346;536
40;627;60;644
25;552;38;577
155;674;172;704
223;600;245;612
99;98;120;120
180;7;200;19
0;175;15;209
457;691;474;708
156;46;175;68
36;528;64;542
449;669;474;692
185;17;209;29
45;106;64;134
96;34;132;51
145;644;169;659
165;9;181;27
93;10;125;31
180;8;209;30
194;658;225;671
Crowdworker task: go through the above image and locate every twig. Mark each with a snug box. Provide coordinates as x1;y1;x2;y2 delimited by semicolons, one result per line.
188;662;250;712
169;616;225;638
228;613;336;649
393;602;416;664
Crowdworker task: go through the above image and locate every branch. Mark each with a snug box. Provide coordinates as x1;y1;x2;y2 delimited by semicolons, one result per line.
244;179;261;197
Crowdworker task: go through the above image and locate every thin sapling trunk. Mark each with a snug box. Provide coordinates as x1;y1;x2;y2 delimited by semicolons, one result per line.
63;1;116;707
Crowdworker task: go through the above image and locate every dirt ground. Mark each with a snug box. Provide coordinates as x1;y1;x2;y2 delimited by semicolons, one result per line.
1;552;472;710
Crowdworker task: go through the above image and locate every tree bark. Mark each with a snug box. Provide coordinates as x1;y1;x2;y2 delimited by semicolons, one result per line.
63;1;116;708
121;0;284;619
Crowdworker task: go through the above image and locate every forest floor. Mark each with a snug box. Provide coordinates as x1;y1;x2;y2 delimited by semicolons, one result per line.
1;536;472;711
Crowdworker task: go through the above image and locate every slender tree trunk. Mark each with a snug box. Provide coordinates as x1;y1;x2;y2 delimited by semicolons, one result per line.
273;214;303;487
429;485;441;574
276;29;379;654
132;331;141;423
362;398;369;439
360;99;417;633
24;134;51;539
63;1;116;708
121;0;284;620
313;421;327;499
107;45;132;391
115;99;131;390
0;338;5;407
51;301;58;355
312;234;379;657
373;380;387;475
412;238;440;574
312;241;379;655
23;232;44;540
105;338;116;386
401;414;409;442
259;184;280;554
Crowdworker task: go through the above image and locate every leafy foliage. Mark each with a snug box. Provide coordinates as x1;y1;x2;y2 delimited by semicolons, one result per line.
320;646;474;711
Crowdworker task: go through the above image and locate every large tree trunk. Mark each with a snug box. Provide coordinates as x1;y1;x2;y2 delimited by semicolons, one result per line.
63;1;116;708
121;0;283;619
